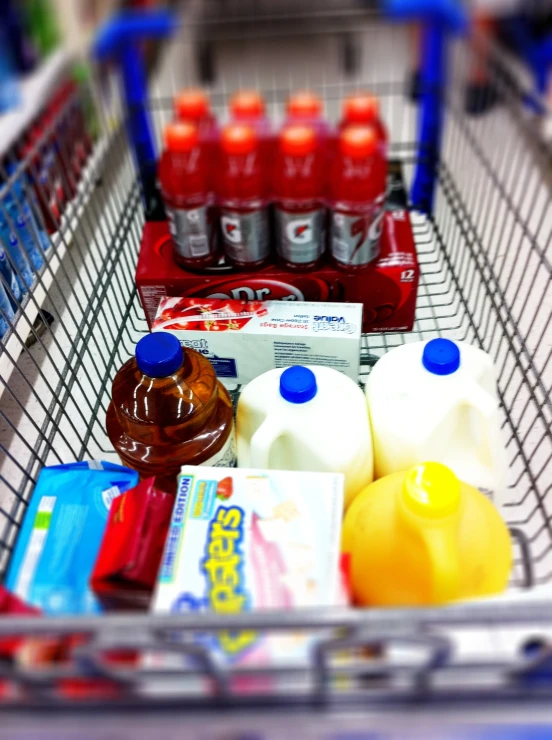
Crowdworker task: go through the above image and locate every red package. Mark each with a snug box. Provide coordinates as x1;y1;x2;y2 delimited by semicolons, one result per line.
0;587;41;664
90;478;174;609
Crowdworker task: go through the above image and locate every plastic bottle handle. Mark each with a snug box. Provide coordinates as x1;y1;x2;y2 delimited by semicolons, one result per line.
420;522;461;604
421;379;498;472
249;417;283;469
463;378;500;470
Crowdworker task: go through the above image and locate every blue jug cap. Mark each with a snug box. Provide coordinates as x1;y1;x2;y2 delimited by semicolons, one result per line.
422;338;460;375
136;332;183;377
279;366;317;404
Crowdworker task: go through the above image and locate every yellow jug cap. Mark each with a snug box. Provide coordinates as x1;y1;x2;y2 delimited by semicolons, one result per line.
402;463;461;519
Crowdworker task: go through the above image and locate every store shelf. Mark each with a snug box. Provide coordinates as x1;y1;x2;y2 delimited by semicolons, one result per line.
0;49;71;160
0;136;108;388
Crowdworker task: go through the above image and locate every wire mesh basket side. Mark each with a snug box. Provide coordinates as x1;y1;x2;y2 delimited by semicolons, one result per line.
0;70;143;571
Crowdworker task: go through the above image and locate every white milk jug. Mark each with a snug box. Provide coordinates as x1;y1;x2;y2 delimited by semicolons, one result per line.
366;338;508;506
237;365;373;509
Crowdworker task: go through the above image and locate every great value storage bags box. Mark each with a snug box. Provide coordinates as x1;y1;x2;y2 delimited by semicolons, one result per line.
153;298;362;384
147;467;344;691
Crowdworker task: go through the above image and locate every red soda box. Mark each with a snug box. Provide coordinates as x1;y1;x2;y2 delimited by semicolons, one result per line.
136;208;418;334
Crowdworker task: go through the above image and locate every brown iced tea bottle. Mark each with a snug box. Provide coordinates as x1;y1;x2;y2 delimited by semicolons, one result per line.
106;332;235;494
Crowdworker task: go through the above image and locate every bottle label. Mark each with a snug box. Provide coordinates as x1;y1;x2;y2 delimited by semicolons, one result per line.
331;198;385;267
201;428;237;468
274;207;325;265
220;208;270;265
167;205;214;260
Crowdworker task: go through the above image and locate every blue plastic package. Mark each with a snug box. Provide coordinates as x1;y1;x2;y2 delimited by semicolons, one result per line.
0;216;33;291
0;278;14;336
0;241;22;309
3;185;46;272
5;461;139;614
0;21;19;113
8;166;50;255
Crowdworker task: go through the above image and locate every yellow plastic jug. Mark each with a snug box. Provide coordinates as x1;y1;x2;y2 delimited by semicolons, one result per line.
342;462;512;607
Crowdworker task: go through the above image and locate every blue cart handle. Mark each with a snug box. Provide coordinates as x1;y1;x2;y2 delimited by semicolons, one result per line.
384;0;468;214
93;10;177;219
384;0;468;32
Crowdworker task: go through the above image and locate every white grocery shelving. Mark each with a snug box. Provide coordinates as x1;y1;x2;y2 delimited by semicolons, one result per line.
0;49;70;159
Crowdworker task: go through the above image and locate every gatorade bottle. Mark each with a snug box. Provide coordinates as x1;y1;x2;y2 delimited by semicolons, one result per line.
175;88;213;130
287;91;322;120
330;126;386;270
216;124;270;269
19;127;61;234
285;90;330;139
273;125;325;270
340;93;388;147
230;89;267;127
230;89;273;161
42;103;76;206
106;332;236;494
175;88;218;190
159;122;218;271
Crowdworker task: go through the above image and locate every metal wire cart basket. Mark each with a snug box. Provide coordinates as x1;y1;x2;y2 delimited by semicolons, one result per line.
1;1;552;724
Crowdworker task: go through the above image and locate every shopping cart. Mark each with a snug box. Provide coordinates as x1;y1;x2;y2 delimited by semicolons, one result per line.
0;1;552;728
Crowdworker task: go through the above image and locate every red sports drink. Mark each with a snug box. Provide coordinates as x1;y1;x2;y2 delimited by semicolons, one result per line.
330;126;386;270
273;125;326;271
230;89;266;125
175;88;211;126
175;88;219;144
340;93;388;147
45;96;78;204
158;122;218;271
216;124;270;269
230;89;273;160
175;88;219;189
65;80;93;169
285;90;331;142
287;91;322;120
18;128;61;234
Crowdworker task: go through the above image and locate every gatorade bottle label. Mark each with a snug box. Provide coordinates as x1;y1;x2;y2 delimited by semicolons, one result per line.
168;206;214;260
220;209;270;265
274;207;325;265
331;202;385;267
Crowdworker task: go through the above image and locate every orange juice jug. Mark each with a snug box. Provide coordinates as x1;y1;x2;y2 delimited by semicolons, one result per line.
342;462;512;606
106;332;236;494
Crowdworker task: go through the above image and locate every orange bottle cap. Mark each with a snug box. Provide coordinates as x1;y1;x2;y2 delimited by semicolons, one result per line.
175;88;210;122
280;125;316;156
164;122;199;153
221;124;257;155
230;90;265;119
343;93;379;124
339;125;378;158
287;91;322;119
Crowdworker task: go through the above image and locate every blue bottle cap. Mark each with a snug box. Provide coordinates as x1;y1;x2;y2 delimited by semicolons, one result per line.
279;366;317;404
135;332;183;377
422;338;460;376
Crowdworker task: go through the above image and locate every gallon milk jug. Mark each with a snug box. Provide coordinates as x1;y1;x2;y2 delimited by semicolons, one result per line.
237;365;373;509
342;462;512;606
366;338;507;506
